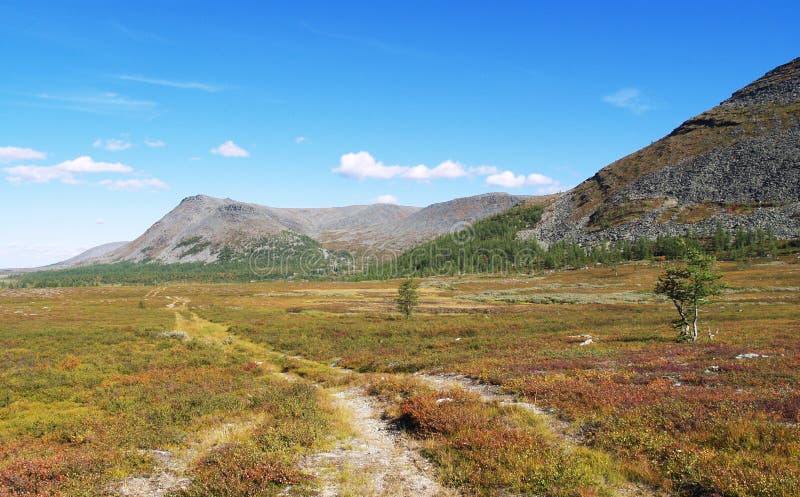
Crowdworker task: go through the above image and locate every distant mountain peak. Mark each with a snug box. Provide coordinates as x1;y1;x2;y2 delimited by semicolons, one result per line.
99;192;531;264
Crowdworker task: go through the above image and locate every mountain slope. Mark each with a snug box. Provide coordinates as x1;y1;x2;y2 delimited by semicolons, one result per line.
50;242;130;268
524;57;800;245
316;193;530;254
104;192;530;264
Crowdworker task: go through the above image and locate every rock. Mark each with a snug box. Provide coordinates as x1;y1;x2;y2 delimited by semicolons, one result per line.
436;398;453;404
735;353;768;359
157;330;188;340
704;365;721;374
330;358;342;367
568;334;595;346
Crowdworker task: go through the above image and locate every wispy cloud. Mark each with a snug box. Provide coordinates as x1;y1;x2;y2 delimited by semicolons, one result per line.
93;138;132;151
603;88;653;114
295;136;307;144
301;22;430;59
144;138;166;148
99;178;168;191
30;91;157;115
211;140;250;158
376;194;398;204
117;74;221;92
0;146;47;164
110;21;171;44
334;151;498;182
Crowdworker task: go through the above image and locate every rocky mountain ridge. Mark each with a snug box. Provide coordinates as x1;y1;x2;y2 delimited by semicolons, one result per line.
23;58;800;272
100;192;530;264
521;57;800;245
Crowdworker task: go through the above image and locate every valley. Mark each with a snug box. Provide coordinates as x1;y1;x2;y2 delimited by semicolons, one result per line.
1;15;798;497
2;259;797;496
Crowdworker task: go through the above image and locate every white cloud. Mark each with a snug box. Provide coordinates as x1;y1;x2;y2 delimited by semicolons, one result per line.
3;156;132;184
603;88;652;114
485;171;526;188
295;136;306;144
376;194;398;204
3;165;73;184
93;138;132;151
211;140;250;158
485;170;563;194
334;151;407;179
99;178;169;191
96;218;106;224
525;173;556;186
334;152;477;182
403;160;467;180
56;156;132;173
0;146;47;164
144;138;166;147
117;74;221;92
34;92;156;114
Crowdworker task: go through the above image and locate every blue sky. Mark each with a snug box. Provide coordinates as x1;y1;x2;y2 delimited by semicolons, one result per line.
1;0;798;267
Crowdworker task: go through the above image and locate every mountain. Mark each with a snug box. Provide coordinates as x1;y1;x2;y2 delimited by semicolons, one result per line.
102;192;529;264
49;242;130;268
23;59;800;274
522;57;800;245
316;193;533;254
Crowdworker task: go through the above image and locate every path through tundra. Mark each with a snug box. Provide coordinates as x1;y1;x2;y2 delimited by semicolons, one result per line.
298;388;453;497
114;294;451;497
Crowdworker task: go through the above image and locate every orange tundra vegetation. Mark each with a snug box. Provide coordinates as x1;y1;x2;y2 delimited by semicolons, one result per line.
0;258;798;496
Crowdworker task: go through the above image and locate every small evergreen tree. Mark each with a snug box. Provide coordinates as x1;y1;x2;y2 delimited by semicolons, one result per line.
396;278;419;318
655;247;724;342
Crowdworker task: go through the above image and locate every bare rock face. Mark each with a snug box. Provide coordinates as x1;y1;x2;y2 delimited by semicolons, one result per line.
523;57;800;245
102;193;529;264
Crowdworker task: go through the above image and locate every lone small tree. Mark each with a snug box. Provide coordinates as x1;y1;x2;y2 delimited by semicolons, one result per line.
655;246;723;342
396;278;419;319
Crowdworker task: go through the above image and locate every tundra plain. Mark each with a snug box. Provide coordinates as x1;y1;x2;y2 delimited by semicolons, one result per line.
1;259;798;497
